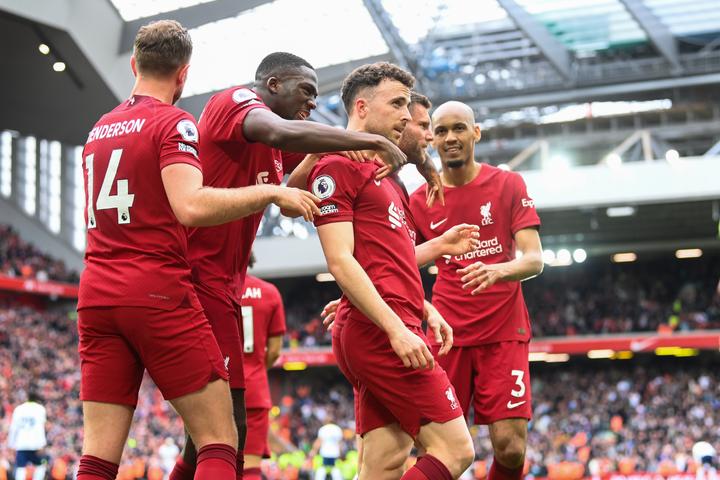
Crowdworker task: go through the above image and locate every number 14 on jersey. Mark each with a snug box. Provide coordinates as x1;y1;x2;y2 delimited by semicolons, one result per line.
85;149;135;228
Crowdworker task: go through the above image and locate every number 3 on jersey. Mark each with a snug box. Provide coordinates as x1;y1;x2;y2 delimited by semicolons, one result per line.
85;149;135;228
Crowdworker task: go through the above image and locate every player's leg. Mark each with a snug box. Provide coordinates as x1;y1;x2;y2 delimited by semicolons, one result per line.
31;457;46;480
77;307;144;480
488;419;528;479
169;379;238;478
230;387;248;475
473;342;531;480
171;431;197;480
360;424;414;480
132;299;238;479
244;408;270;480
408;416;475;480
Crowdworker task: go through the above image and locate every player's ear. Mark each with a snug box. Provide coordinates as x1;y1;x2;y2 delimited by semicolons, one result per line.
355;98;368;119
177;64;190;85
130;56;138;78
473;123;482;143
267;76;281;95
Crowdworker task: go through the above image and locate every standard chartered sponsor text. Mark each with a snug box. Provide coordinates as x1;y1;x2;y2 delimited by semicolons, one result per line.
453;236;502;261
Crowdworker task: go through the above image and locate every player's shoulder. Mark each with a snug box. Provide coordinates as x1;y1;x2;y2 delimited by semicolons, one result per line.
213;86;266;110
314;154;377;175
408;181;428;204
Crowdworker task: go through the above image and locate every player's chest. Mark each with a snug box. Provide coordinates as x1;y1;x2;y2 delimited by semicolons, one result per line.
357;180;415;241
427;187;510;236
229;147;284;186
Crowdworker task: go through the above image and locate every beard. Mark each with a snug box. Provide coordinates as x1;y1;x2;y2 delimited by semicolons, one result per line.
446;159;465;169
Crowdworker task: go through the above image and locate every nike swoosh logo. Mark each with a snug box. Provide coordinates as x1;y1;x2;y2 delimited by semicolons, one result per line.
430;218;448;229
374;180;382;186
507;400;526;409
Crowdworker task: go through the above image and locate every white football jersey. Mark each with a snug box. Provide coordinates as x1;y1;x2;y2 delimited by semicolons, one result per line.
9;402;47;451
317;423;343;459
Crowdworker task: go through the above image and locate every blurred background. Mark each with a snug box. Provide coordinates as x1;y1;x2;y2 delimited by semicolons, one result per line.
0;0;719;478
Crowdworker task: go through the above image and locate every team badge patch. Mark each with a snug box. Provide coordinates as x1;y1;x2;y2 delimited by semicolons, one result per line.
232;88;258;104
312;175;336;199
176;120;198;143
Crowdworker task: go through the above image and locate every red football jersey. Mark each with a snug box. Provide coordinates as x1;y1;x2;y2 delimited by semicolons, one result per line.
409;164;541;346
78;95;202;310
309;155;424;327
240;275;286;409
187;87;284;297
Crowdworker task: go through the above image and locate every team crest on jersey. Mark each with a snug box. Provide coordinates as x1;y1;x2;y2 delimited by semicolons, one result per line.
312;175;336;199
232;88;258;104
445;387;459;410
176;120;198;143
480;201;493;226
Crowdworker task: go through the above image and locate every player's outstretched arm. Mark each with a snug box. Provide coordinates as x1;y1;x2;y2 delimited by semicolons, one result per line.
317;222;434;370
161;163;320;226
265;335;283;369
458;227;543;295
414;223;481;266
243;109;407;173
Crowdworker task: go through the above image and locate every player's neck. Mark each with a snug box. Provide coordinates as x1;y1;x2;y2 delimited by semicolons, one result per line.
130;76;175;105
442;160;480;187
346;121;381;162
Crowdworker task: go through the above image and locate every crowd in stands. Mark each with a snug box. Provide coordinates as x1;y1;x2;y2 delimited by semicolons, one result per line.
0;225;79;284
2;298;720;479
278;256;720;346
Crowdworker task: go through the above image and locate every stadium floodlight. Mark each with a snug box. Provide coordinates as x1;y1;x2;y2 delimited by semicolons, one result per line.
606;206;636;217
605;153;622;168
52;62;66;72
665;149;680;163
315;272;335;282
544;353;570;363
542;249;556;264
572;248;587;263
588;349;615;359
675;248;702;259
612;252;637;263
547;154;571;171
38;44;50;55
556;249;572;264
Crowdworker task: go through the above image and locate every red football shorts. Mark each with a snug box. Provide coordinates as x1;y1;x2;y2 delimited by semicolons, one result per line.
244;408;271;457
194;283;245;389
332;325;361;434
433;341;532;425
341;320;463;437
78;292;228;406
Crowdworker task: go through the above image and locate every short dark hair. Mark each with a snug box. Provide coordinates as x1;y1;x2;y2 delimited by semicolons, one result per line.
341;62;415;114
255;52;314;81
409;91;432;111
134;20;192;77
27;389;41;403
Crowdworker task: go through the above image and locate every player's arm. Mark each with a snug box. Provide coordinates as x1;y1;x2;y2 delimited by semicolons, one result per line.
457;227;543;295
413;151;444;207
317;222;434;369
161;163;320;226
265;335;283;369
414;223;481;266
423;300;453;356
307;437;322;459
242;109;407;174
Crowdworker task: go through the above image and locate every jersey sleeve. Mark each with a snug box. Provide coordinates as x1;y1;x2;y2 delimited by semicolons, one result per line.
408;186;430;244
208;88;269;145
158;112;202;171
509;172;541;234
268;285;287;337
309;156;368;227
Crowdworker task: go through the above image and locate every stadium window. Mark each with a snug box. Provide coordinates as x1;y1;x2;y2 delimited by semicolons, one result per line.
0;131;11;197
48;141;62;234
23;136;37;216
72;146;86;251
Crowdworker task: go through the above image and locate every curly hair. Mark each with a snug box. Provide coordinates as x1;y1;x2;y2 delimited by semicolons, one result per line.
134;20;192;77
341;62;415;114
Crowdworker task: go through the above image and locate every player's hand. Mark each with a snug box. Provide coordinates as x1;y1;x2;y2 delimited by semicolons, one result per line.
274;187;321;222
375;139;407;180
440;224;481;256
425;304;453;356
388;326;435;370
321;298;341;331
417;154;445;207
457;261;507;295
